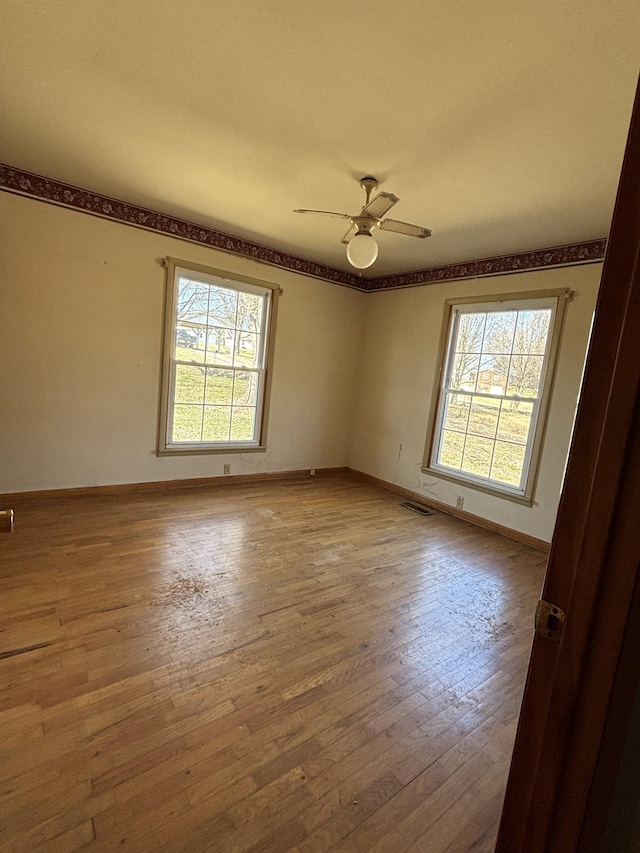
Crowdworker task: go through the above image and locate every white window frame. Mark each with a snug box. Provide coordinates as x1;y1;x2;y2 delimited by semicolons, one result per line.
158;257;279;455
422;288;570;505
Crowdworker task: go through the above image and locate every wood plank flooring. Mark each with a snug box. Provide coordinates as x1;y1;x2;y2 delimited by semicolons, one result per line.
0;475;547;852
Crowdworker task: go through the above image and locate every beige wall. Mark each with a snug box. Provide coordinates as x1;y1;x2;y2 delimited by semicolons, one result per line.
0;193;366;492
348;264;601;543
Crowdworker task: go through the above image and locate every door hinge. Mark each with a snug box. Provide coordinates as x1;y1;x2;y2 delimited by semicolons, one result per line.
535;599;566;643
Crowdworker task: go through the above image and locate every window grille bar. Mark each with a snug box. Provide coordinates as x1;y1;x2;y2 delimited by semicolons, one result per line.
442;389;540;404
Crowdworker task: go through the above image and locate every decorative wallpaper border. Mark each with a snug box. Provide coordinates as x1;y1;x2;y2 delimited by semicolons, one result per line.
0;164;362;289
0;163;606;292
365;239;607;291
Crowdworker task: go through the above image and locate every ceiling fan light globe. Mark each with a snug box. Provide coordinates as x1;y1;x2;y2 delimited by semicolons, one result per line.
346;232;379;269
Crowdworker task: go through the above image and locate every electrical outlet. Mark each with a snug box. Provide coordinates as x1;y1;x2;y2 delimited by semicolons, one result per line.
223;463;231;475
455;495;464;509
310;469;316;476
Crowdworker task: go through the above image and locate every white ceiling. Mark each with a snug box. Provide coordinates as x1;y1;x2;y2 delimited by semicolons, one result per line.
1;0;638;277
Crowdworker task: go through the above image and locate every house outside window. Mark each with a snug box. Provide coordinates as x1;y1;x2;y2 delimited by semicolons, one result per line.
158;258;279;455
423;289;569;504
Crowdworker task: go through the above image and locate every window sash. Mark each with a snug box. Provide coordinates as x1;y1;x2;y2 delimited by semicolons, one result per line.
166;365;266;447
432;391;542;494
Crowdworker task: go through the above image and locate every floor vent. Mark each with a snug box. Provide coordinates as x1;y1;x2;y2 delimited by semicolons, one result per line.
401;501;434;516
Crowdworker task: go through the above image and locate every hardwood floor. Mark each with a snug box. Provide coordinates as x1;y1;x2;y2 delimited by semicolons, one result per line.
0;475;547;852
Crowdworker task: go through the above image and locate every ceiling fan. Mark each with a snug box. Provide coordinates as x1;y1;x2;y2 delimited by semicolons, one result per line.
295;176;432;270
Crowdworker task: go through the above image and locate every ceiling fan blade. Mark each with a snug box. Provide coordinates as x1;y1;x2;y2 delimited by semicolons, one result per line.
294;208;351;220
379;218;432;238
340;223;358;245
362;191;399;219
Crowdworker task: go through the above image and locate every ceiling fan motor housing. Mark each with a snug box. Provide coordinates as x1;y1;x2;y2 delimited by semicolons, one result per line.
353;216;378;235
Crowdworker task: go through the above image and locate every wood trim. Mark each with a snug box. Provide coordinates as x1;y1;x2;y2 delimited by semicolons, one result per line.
575;396;640;851
544;200;640;846
583;545;640;851
421;287;571;507
0;163;606;291
0;467;349;505
497;77;640;852
347;468;550;552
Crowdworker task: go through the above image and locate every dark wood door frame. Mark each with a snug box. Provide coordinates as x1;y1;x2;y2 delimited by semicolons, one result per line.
497;77;640;851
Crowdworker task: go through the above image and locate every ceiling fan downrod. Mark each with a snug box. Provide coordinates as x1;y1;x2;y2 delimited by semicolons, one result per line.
358;176;380;206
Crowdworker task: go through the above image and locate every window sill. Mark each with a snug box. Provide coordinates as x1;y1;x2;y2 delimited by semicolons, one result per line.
157;445;268;457
421;465;534;506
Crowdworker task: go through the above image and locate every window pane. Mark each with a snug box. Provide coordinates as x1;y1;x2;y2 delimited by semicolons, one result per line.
496;400;533;445
477;355;507;395
449;353;480;391
467;396;500;438
443;394;471;433
230;407;256;441
172;405;203;442
207;286;238;329
174;365;205;404
204;328;235;365
234;332;260;368
177;279;208;324
483;311;517;354
507;354;544;398
461;435;494;479
202;406;231;441
203;327;232;361
490;441;526;487
439;430;465;469
513;309;552;355
238;291;264;334
204;368;233;405
233;371;258;406
456;312;486;354
175;323;202;358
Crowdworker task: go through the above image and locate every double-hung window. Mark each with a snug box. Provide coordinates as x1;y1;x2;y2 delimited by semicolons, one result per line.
159;258;279;454
423;289;568;503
